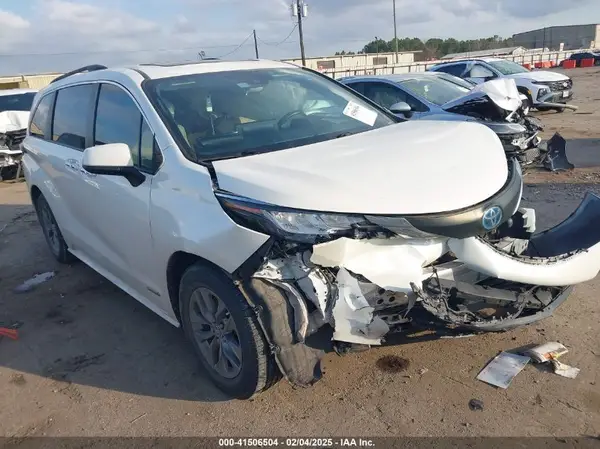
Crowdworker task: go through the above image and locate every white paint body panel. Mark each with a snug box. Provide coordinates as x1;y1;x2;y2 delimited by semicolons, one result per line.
82;143;133;167
214;120;508;215
0;110;30;133
504;71;569;83
449;237;600;286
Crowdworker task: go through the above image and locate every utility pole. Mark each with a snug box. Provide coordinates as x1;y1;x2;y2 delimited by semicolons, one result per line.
253;29;259;59
393;0;398;63
293;0;307;66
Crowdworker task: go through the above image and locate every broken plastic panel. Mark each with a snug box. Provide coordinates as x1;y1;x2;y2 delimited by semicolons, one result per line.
542;133;575;172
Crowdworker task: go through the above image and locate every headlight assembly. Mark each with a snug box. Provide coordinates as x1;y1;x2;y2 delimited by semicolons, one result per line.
215;191;434;243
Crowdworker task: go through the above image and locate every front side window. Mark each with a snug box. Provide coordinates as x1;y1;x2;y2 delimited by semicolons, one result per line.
0;93;36;113
364;82;428;112
52;84;96;150
94;83;161;173
29;93;55;138
94;84;142;166
399;77;470;106
144;68;395;161
486;60;529;75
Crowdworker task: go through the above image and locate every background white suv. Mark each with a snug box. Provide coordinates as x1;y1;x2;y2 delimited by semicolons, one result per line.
22;60;600;399
429;58;573;112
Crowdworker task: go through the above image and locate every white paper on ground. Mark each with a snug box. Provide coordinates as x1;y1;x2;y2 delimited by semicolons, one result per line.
551;359;580;379
342;101;377;126
476;351;530;389
524;342;569;363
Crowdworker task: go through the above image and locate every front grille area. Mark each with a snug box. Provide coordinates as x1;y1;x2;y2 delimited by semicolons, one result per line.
543;79;573;92
5;129;26;151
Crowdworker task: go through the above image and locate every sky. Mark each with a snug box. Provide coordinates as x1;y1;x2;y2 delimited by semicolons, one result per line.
0;0;597;75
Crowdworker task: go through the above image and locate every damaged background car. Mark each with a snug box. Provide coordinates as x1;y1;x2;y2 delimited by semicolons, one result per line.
22;60;600;400
428;57;575;113
0;88;37;180
340;73;571;170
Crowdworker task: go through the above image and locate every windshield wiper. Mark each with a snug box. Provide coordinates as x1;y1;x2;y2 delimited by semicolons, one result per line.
335;132;356;138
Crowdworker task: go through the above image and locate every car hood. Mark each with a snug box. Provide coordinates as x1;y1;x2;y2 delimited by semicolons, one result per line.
213;121;509;215
504;70;569;82
0;110;29;133
443;78;522;113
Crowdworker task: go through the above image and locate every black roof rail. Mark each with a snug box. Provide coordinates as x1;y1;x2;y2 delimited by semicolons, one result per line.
50;64;108;84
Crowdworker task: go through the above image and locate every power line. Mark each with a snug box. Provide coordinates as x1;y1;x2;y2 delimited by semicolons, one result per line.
215;32;254;58
257;24;298;46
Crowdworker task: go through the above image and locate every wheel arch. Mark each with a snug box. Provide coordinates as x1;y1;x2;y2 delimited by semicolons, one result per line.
166;240;274;322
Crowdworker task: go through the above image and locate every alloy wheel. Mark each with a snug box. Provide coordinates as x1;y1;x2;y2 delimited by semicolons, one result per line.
189;287;243;379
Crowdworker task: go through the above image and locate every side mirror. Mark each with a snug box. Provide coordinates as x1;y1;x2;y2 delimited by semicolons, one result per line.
389;101;412;117
82;143;146;187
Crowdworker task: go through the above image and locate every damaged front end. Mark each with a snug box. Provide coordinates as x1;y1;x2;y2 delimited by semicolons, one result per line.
0;130;26;181
0;111;28;181
443;79;572;172
216;165;600;386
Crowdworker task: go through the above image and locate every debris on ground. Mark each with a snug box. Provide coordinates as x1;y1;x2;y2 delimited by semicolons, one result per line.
523;342;580;379
0;321;22;341
476;351;530;389
468;399;484;411
375;355;410;373
0;327;19;340
14;271;55;293
419;368;429;375
551;359;580;379
524;342;569;363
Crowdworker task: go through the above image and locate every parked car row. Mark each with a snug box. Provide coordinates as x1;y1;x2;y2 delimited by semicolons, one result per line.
21;59;600;399
339;66;573;170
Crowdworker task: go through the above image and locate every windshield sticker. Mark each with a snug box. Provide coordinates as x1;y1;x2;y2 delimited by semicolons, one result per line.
343;101;377;126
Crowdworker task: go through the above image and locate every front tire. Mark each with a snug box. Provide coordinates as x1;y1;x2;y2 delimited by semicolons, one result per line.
34;194;76;264
179;263;279;399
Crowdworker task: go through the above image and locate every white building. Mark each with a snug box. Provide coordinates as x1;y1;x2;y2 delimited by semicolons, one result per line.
283;51;420;72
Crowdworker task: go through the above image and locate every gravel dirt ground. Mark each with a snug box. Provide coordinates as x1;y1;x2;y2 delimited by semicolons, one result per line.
0;68;599;439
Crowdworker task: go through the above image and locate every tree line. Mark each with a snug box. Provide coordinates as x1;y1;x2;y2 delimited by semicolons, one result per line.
336;35;514;59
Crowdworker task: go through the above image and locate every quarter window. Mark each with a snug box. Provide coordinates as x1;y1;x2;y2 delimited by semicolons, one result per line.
52;84;96;150
29;93;55;138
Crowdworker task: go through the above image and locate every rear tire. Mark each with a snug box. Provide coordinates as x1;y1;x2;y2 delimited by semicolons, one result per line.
34;194;76;264
554;107;566;113
179;263;279;399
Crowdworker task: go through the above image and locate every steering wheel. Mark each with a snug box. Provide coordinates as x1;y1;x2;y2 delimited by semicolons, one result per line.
277;110;309;129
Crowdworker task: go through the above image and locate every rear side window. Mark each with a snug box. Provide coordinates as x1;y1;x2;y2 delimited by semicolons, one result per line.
94;83;161;173
434;63;467;78
52;84;96;150
345;81;366;95
29;93;55;138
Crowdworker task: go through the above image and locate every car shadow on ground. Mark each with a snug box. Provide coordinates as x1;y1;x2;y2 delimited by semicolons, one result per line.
0;202;230;402
1;177;599;403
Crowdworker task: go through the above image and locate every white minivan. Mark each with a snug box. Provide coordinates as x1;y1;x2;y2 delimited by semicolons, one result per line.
22;60;600;399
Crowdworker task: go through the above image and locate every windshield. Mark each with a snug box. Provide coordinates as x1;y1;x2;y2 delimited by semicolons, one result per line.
398;77;470;106
144;68;396;161
0;93;35;113
486;60;530;75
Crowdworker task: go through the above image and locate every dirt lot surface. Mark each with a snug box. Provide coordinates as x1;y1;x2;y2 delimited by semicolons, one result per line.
0;68;599;439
